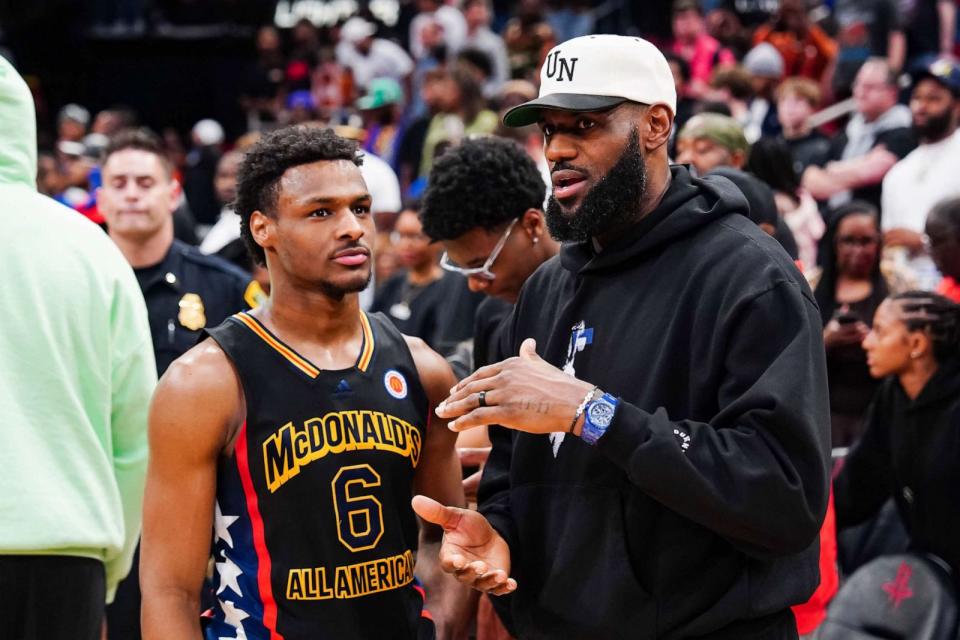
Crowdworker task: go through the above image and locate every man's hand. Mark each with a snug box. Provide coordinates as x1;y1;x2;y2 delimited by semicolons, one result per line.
458;447;492;467
884;228;926;253
411;495;516;596
436;339;595;434
458;447;491;503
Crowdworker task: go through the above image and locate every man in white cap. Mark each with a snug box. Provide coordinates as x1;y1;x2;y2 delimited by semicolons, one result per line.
414;34;831;639
336;16;415;90
742;42;785;142
57;103;90;143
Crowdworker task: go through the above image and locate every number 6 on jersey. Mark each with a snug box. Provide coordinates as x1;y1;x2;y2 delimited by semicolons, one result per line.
332;464;385;552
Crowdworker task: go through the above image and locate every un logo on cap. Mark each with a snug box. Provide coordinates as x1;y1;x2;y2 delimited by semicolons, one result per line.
545;50;578;82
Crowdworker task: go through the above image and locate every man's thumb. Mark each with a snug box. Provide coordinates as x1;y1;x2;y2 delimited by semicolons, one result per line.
412;495;463;530
519;338;539;360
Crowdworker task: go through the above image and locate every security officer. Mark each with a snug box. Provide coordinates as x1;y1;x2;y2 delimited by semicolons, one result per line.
98;128;264;376
96;127;263;639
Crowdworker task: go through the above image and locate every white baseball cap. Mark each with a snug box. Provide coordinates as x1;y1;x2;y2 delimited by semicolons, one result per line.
341;17;377;44
503;34;677;128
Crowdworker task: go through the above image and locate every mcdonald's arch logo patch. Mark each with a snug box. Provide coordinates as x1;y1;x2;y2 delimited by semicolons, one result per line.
384;370;408;400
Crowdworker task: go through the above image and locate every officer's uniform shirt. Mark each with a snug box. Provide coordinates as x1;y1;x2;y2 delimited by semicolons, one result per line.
133;239;263;376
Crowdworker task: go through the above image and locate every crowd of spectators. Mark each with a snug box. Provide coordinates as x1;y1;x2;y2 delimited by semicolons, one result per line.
8;0;960;637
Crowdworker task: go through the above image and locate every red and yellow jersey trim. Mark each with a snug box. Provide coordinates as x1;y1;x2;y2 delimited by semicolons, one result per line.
231;311;375;377
357;311;375;372
232;313;321;378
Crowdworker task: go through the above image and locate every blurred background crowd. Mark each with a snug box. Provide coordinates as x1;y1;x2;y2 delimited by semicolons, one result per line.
3;0;960;637
9;0;960;449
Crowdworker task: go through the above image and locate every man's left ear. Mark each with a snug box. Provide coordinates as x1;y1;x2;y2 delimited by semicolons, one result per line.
645;104;674;151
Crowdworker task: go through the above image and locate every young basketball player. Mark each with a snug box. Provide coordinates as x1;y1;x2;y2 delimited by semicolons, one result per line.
141;126;467;639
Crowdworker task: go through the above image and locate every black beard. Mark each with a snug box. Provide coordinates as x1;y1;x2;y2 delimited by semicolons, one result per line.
545;129;647;243
913;109;955;142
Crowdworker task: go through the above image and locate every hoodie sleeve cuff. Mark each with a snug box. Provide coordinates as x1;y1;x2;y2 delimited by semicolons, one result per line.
593;399;653;472
479;508;516;554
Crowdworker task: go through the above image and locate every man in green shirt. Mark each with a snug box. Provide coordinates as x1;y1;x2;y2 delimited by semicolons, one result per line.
0;56;156;639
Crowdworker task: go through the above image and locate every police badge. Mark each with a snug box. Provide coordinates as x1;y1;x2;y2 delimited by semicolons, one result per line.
178;293;206;331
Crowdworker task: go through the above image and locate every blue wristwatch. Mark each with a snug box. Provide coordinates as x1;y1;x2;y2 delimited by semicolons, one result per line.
580;392;618;445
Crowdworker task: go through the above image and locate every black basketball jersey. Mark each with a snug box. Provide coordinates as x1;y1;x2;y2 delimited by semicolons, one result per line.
202;310;434;640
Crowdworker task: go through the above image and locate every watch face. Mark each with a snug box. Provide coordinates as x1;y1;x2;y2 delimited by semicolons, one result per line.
587;399;615;427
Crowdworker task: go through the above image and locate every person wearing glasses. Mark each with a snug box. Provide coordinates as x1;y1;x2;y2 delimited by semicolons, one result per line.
813;201;888;447
418;131;557;640
419;136;557;369
372;204;483;356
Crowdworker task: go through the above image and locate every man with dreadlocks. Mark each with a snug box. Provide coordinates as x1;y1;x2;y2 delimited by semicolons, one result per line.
835;291;960;582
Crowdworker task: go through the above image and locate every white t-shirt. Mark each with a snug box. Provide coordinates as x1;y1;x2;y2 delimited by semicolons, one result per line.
357;152;400;311
410;7;467;60
335;38;414;89
882;129;960;233
199;207;241;255
360;152;402;215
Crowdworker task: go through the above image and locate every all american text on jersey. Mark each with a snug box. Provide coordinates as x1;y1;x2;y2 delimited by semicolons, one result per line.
286;550;415;600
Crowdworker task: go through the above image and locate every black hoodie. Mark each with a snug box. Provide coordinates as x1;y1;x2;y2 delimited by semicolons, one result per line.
834;358;960;581
478;165;831;639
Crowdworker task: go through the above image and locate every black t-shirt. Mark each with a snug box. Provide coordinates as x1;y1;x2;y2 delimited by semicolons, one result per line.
372;270;483;357
395;116;431;182
183;146;222;226
242;59;285;101
822;125;917;209
824;294;884;417
784;131;832;175
902;0;943;59
472;296;514;369
832;0;901;92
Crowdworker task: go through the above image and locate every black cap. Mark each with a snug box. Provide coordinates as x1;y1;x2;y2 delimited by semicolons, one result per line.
912;57;960;97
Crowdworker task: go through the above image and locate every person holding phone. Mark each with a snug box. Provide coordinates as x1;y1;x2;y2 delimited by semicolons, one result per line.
814;201;888;447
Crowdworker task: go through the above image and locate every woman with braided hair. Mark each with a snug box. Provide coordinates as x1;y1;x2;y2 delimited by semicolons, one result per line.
834;291;960;580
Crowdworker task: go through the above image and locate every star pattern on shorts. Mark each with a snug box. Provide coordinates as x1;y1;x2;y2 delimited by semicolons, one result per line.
215;501;239;548
216;554;244;598
219;599;249;639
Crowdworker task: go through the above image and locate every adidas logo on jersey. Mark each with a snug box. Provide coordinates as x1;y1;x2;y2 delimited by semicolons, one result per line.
333;379;352;395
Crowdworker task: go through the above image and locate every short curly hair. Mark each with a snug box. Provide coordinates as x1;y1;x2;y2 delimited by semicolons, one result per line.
235;125;362;265
419;137;545;241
